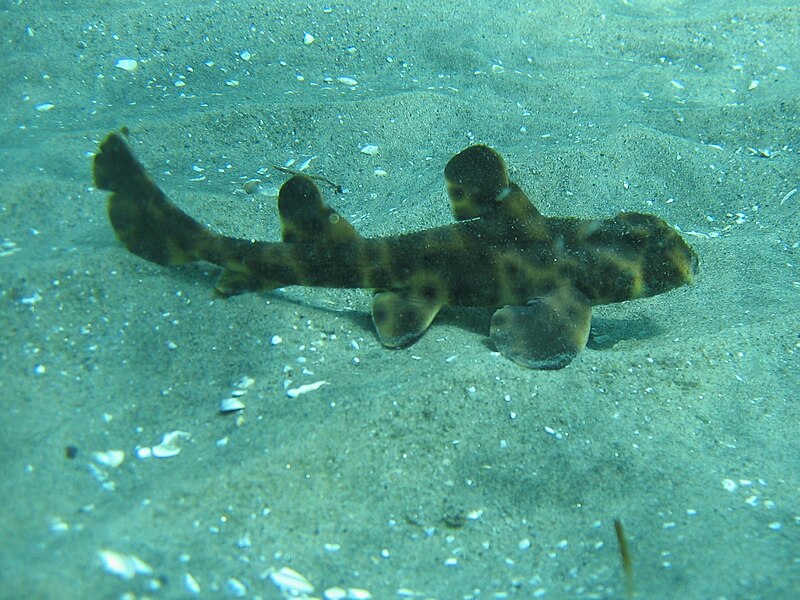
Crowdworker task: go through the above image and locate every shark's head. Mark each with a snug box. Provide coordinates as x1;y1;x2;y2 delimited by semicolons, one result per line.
578;212;698;303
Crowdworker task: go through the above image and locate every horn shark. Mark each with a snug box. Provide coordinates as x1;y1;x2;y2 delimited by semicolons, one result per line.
92;132;698;369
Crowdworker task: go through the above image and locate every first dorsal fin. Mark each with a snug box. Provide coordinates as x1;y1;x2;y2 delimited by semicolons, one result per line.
278;175;360;244
444;145;540;222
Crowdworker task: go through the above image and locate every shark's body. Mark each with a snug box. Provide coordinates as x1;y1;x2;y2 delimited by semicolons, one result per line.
93;132;698;369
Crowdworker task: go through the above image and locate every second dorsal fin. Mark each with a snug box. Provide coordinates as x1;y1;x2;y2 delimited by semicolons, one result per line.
278;175;360;244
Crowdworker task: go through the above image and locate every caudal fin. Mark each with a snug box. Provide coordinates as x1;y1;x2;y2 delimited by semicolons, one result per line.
93;132;216;266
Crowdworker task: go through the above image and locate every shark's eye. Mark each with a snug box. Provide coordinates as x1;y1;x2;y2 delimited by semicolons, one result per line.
495;186;512;203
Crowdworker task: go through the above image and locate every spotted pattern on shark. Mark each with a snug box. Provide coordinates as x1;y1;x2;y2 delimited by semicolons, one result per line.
92;132;698;369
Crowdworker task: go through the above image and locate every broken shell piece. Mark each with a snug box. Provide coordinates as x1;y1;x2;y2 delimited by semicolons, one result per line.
360;144;379;155
152;430;190;458
296;156;315;171
286;380;328;398
98;549;153;580
227;578;247;597
93;450;125;468
235;376;255;390
269;567;314;595
115;58;138;72
184;572;201;594
243;179;262;194
220;397;245;413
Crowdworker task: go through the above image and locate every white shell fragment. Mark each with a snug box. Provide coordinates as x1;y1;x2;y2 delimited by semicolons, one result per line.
0;239;20;258
115;58;138;72
227;578;247;597
93;450;125;468
326;588;372;600
360;144;379;155
242;178;262;194
303;32;315;45
269;567;315;595
98;549;153;580
235;375;255;390
337;76;358;86
239;50;252;61
220;397;245;413
296;156;315;171
286;380;328;398
184;572;201;594
151;430;191;458
35;103;54;112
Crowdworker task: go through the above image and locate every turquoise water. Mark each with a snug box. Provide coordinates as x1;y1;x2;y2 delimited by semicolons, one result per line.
1;1;798;598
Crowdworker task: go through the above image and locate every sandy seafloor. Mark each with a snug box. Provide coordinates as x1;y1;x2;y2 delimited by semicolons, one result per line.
1;1;799;599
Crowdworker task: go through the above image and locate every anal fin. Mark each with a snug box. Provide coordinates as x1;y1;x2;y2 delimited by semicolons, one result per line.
371;291;442;348
490;286;592;369
215;266;277;297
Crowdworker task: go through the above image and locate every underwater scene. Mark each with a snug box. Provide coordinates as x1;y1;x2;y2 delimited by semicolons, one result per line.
1;1;798;598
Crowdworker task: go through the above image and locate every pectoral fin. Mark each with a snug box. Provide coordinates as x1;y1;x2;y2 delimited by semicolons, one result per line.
490;286;592;369
371;292;442;348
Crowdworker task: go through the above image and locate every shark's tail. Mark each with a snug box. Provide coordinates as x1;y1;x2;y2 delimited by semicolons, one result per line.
93;131;364;298
93;131;221;267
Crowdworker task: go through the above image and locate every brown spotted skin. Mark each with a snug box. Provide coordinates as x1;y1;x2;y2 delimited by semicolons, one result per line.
93;133;698;368
220;204;697;307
